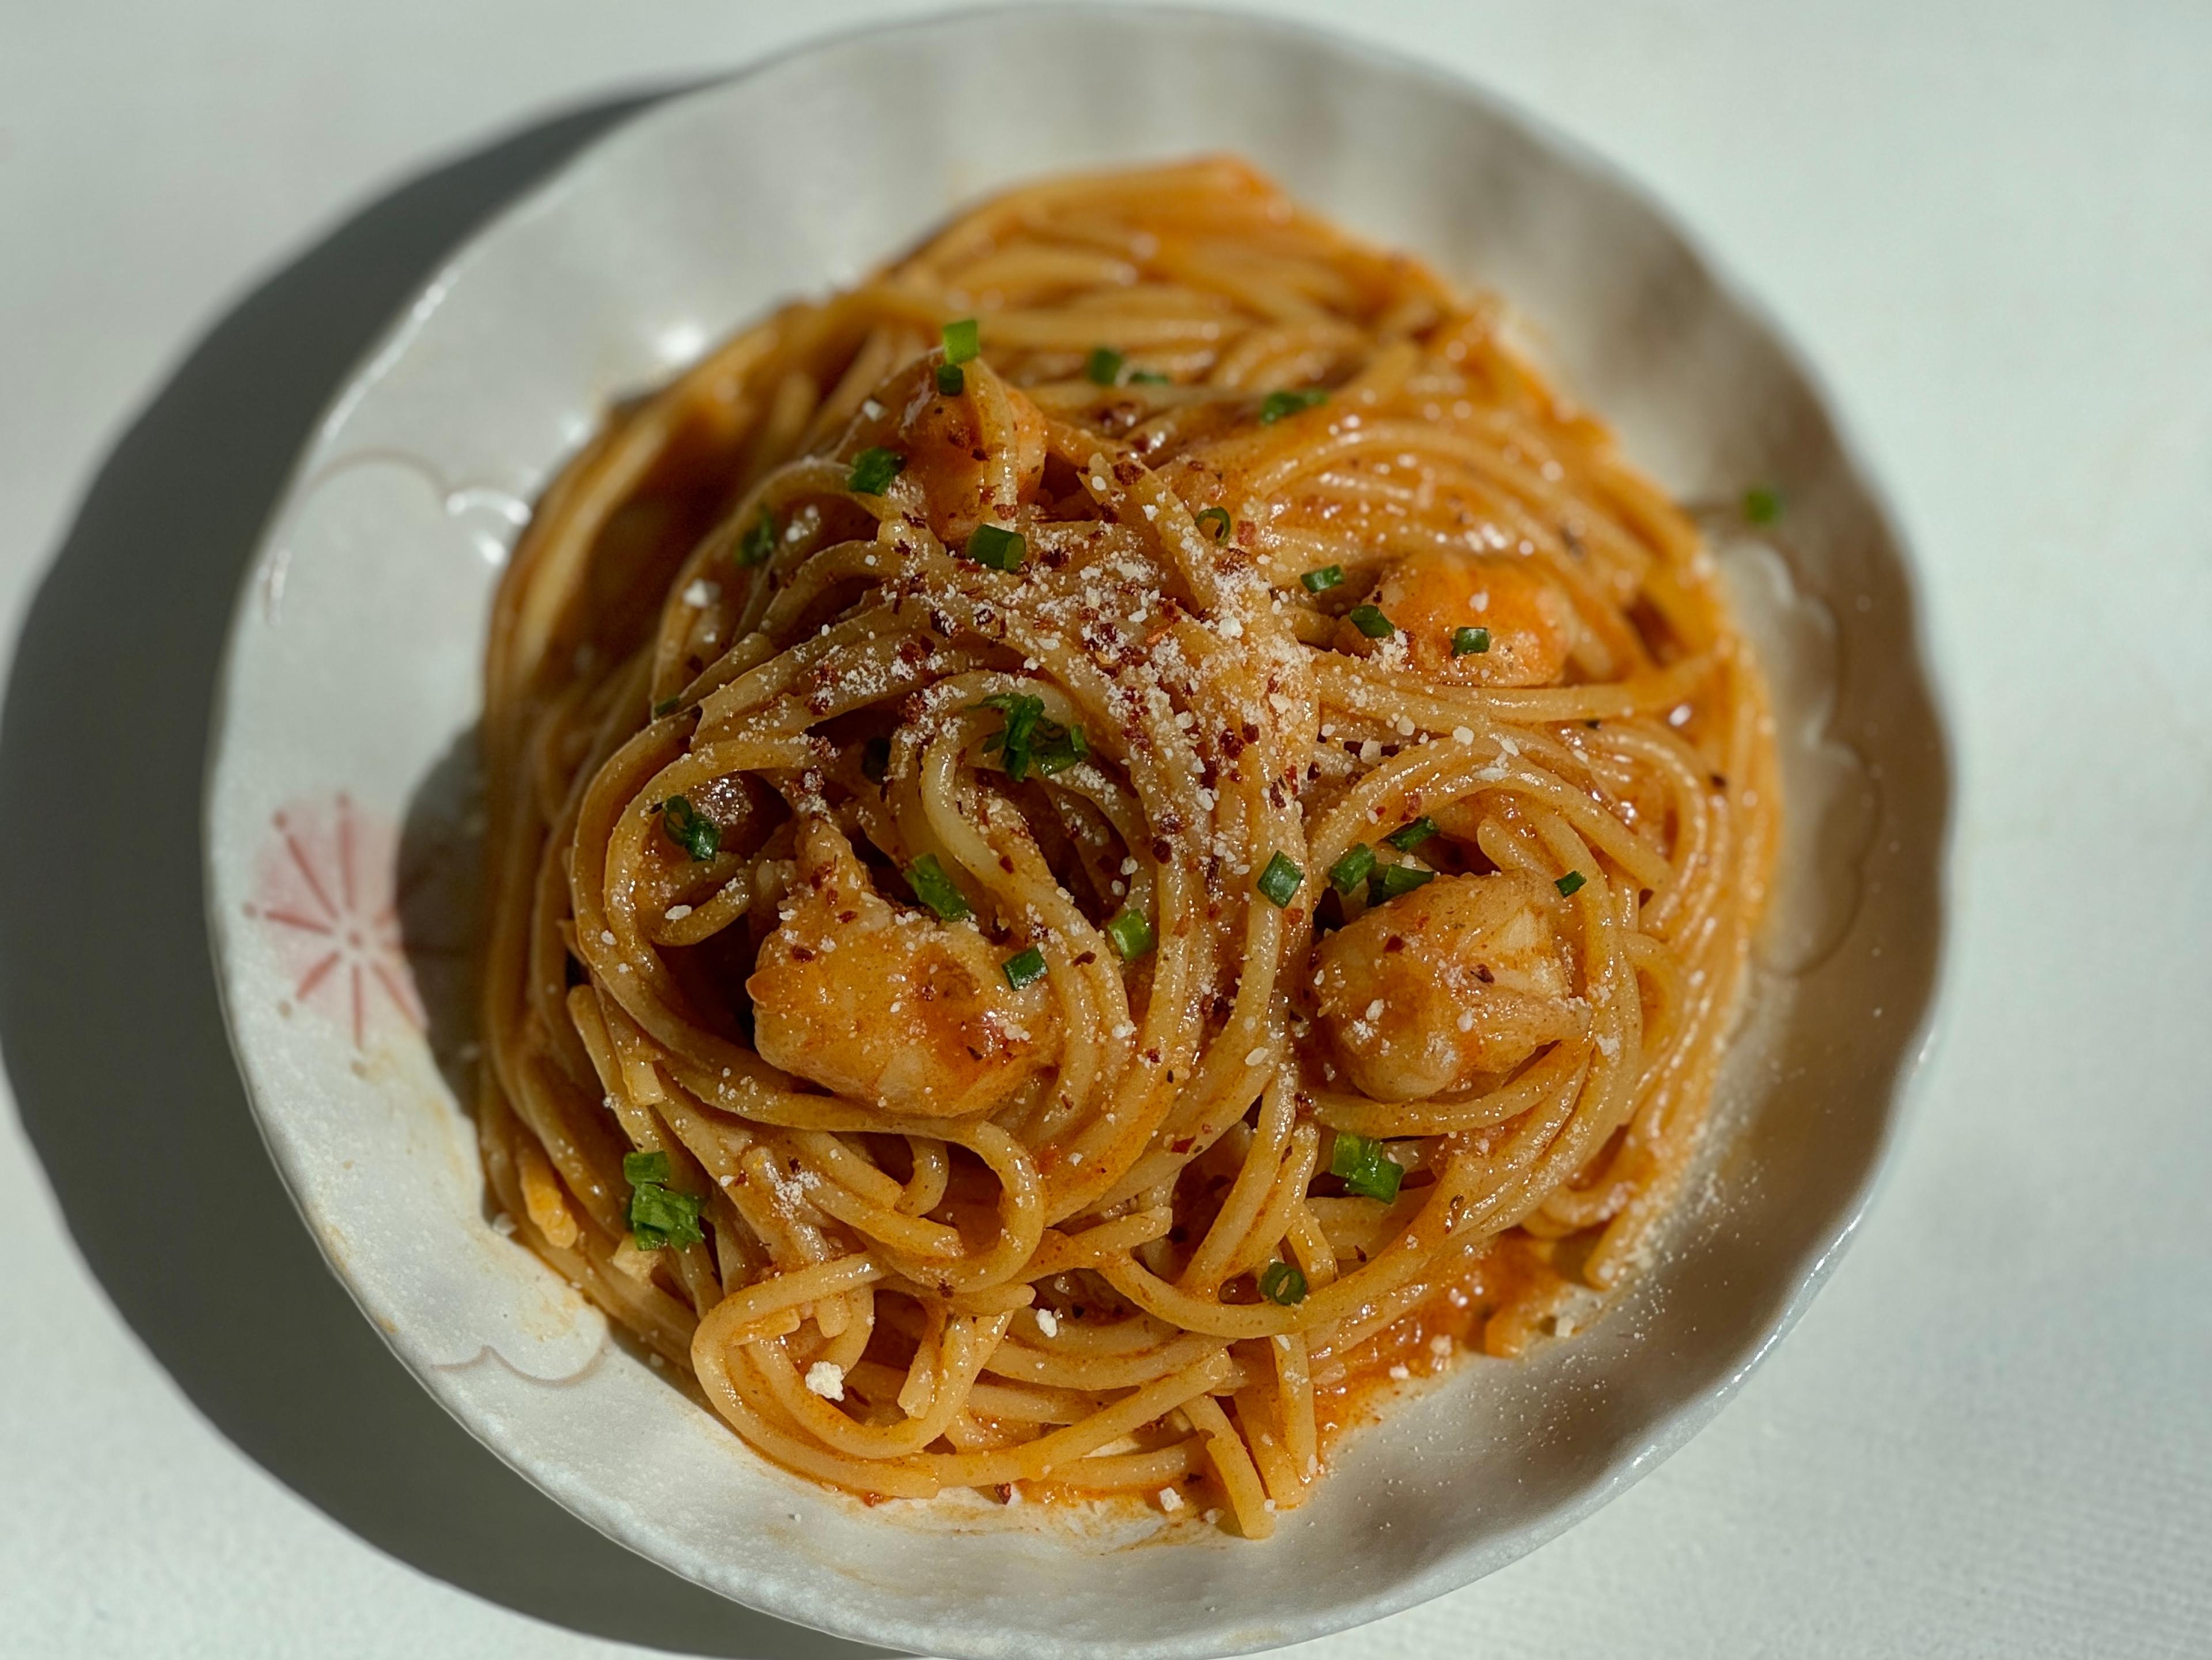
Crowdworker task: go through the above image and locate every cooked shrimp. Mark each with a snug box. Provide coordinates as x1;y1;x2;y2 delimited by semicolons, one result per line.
1312;871;1585;1101
747;817;1057;1116
1339;550;1574;687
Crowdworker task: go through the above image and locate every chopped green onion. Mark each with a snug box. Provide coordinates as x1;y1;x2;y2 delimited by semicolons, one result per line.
964;523;1027;572
1086;346;1124;385
738;511;778;566
1452;625;1491;656
1347;604;1396;639
1036;723;1088;776
1301;565;1345;594
975;689;1048;774
623;1149;704;1250
630;1185;704;1251
1386;817;1438;852
847;447;906;495
1555;870;1588;897
860;735;891;784
1128;369;1172;385
1258;1261;1308;1306
934;361;966;396
942;317;980;364
1367;863;1434;904
976;691;1088;781
651;695;683;719
660;796;719;861
1328;843;1377;894
906;854;972;922
1256;852;1304;907
1002;946;1048;990
1260;388;1330;423
1105;909;1154;962
1743;485;1783;525
1329;1132;1403;1203
1194;506;1232;542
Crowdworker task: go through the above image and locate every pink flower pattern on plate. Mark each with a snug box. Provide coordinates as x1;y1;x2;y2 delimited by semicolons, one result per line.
246;793;424;1050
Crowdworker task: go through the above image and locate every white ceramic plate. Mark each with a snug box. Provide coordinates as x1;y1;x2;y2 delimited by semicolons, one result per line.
204;9;1949;1657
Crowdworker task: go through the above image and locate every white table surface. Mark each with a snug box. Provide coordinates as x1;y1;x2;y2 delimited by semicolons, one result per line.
3;2;2207;1656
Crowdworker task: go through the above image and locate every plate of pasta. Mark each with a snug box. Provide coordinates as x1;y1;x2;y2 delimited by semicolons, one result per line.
204;7;1948;1657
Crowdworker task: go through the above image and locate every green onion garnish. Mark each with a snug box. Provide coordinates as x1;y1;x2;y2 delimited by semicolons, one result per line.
1367;864;1434;904
964;523;1027;572
1347;604;1396;639
848;447;906;494
1260;388;1330;423
1128;369;1172;385
1105;909;1154;962
906;854;972;922
935;361;966;396
942;317;980;365
1195;506;1232;542
1256;852;1304;907
1555;871;1588;897
1301;565;1345;594
1386;817;1438;852
1002;946;1047;990
1086;347;1124;386
660;796;719;861
651;695;682;719
1329;1132;1404;1203
623;1149;704;1250
1328;844;1377;894
1743;485;1782;525
738;511;778;567
976;692;1088;781
1038;724;1088;776
1452;626;1491;656
1258;1261;1308;1306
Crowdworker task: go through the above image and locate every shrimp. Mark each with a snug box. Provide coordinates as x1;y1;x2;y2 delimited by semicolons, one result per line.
1339;550;1574;687
852;358;1048;547
747;816;1057;1117
1311;871;1585;1101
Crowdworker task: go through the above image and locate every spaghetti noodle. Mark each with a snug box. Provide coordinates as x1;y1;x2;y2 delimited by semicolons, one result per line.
476;159;1778;1537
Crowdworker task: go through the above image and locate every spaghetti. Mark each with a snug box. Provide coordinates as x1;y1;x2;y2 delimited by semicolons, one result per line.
476;159;1778;1537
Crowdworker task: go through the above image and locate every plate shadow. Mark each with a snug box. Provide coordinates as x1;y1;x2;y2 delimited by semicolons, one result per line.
0;87;890;1660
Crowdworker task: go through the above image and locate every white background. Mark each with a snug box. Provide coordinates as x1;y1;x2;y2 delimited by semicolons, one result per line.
3;2;2208;1657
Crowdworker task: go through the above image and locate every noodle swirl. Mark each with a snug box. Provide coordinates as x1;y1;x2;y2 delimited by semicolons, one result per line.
476;158;1777;1537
